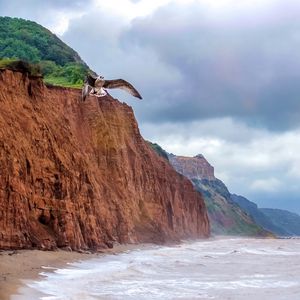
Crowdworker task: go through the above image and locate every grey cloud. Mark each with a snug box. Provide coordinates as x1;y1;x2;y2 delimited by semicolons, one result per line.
62;10;183;109
62;0;300;131
120;0;300;130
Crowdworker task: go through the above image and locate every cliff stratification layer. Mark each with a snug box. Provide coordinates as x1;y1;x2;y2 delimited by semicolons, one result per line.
0;70;209;250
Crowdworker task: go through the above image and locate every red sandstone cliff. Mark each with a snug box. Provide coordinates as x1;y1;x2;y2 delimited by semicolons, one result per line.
169;154;215;181
0;70;209;250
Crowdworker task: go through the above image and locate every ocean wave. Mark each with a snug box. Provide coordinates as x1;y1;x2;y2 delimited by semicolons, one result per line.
21;238;300;300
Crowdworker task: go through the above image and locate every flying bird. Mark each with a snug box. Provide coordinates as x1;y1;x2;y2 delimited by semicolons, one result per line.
82;74;142;101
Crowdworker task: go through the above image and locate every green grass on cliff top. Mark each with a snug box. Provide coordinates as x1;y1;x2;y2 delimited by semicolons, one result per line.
0;58;84;88
44;76;83;89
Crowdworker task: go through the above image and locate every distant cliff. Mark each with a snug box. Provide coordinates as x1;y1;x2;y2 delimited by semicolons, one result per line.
169;154;270;236
169;154;215;181
231;193;300;236
260;208;300;236
0;69;209;250
230;194;288;236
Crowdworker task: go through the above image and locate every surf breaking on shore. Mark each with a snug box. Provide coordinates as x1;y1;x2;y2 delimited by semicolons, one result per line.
8;238;300;300
0;244;146;300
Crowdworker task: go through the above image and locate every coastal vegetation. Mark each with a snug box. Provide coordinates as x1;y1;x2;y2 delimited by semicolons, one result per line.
0;17;91;87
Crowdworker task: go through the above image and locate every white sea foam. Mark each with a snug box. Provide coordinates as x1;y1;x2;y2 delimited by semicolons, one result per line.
16;238;300;300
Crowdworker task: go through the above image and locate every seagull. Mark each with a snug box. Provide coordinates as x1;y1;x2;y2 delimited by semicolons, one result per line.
82;74;142;101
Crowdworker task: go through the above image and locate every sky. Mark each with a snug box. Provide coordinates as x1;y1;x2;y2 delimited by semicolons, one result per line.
1;0;300;213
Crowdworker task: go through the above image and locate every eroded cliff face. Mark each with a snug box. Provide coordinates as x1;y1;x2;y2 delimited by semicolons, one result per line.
0;70;209;250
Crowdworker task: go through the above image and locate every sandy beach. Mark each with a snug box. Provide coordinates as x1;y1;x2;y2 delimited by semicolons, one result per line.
0;249;93;300
0;244;145;300
4;238;300;300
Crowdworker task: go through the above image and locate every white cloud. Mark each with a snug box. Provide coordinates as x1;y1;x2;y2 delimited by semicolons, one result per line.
287;163;300;179
93;0;174;20
250;178;282;192
0;1;92;36
49;11;86;35
140;118;300;209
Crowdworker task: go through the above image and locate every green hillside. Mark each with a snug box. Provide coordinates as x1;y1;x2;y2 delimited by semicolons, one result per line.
230;194;288;236
260;208;300;236
192;178;270;236
0;17;91;87
147;141;170;161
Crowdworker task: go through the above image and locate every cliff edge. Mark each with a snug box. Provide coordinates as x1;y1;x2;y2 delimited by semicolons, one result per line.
0;69;209;250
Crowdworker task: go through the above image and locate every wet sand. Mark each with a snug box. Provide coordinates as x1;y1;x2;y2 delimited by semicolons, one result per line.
0;244;146;300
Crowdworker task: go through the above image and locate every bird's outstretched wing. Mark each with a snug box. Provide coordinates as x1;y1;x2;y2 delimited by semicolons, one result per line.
82;83;92;101
103;79;142;99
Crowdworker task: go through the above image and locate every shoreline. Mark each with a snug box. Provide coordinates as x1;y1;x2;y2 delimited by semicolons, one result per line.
0;236;278;299
0;244;149;300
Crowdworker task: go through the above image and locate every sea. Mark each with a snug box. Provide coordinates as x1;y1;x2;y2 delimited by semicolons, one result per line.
14;238;300;300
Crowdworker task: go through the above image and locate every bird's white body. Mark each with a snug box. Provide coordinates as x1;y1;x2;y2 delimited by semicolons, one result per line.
92;87;107;97
92;76;107;97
